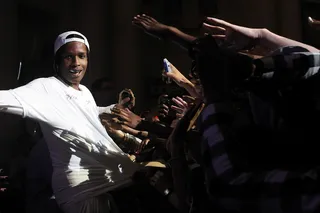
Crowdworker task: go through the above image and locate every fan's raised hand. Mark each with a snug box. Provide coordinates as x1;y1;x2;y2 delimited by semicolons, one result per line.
132;14;170;39
203;17;261;51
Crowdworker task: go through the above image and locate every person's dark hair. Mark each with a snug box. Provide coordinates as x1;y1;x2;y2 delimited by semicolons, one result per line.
190;35;253;102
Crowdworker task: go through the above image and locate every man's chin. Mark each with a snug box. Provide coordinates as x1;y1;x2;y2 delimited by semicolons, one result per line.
60;75;83;85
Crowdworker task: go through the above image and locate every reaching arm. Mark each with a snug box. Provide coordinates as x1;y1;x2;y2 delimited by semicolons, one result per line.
163;61;202;98
259;28;319;53
132;14;196;50
165;26;197;50
203;17;319;54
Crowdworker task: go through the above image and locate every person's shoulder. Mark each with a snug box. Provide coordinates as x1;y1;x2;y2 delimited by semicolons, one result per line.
27;76;56;85
22;77;61;92
23;77;49;87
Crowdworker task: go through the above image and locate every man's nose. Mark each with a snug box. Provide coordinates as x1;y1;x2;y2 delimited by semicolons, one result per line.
71;56;80;66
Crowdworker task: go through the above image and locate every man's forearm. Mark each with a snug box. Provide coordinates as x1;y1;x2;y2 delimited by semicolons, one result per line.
166;26;197;50
259;28;319;52
176;77;201;98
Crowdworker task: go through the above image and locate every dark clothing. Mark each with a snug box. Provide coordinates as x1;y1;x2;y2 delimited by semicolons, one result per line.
199;48;320;213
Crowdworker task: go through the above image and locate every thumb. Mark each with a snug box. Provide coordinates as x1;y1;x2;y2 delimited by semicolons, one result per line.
120;97;130;105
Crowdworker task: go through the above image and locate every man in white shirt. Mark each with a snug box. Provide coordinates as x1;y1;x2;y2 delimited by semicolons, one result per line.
0;31;140;213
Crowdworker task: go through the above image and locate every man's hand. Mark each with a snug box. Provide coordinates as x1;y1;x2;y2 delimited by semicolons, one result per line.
159;103;169;118
118;97;130;109
100;113;147;140
162;63;189;88
157;94;170;119
202;17;263;51
118;88;136;110
166;99;203;152
132;14;170;39
100;113;125;140
162;61;202;98
111;107;142;128
171;96;192;118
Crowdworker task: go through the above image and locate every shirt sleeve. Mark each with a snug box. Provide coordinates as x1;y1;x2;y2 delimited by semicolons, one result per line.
252;51;320;85
6;79;58;124
0;90;24;116
97;104;115;114
200;103;236;183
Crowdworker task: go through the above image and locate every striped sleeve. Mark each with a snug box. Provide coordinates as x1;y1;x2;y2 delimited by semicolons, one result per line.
253;52;320;85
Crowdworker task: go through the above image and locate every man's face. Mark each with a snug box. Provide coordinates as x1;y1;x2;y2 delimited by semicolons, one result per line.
58;41;88;87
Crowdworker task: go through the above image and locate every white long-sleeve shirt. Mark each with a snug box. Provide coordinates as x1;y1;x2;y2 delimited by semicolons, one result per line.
0;76;140;211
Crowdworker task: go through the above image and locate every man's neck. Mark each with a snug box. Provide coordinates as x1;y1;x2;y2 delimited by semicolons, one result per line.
56;75;80;91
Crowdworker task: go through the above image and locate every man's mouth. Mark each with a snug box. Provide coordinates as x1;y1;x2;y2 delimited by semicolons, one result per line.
69;69;82;74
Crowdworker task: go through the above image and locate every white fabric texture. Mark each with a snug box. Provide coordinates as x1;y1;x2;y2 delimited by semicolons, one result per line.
97;104;115;115
0;77;140;212
54;31;90;54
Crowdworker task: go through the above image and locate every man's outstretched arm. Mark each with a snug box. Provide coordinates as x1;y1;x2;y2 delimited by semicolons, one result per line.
0;91;24;116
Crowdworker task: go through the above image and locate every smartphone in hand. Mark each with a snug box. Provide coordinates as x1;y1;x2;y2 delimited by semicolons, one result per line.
163;58;172;73
163;58;172;84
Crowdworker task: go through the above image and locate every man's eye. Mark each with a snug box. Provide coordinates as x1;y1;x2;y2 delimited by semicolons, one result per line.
79;54;87;59
64;55;72;60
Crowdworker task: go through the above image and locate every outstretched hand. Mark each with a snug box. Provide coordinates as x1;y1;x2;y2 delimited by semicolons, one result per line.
100;113;146;138
100;113;125;140
162;63;188;88
202;17;262;51
171;96;193;118
132;14;170;39
111;107;142;128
